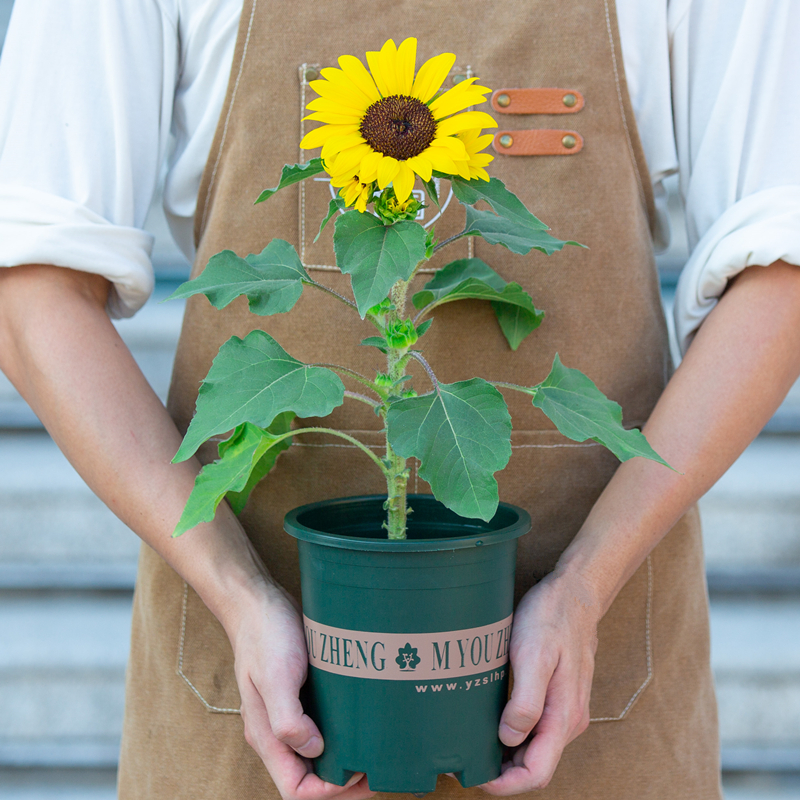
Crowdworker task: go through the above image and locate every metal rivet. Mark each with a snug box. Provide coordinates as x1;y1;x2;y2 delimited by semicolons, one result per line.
304;68;318;81
496;93;511;108
498;134;513;148
562;93;577;108
452;74;466;84
561;134;577;149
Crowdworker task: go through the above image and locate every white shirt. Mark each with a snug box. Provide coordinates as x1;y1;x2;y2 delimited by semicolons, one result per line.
0;0;798;353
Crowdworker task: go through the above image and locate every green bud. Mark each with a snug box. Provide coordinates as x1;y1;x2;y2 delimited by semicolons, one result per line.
374;372;394;388
385;319;418;350
374;186;424;224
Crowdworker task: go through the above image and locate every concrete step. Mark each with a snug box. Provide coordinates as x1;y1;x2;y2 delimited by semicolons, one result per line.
0;591;130;767
700;436;800;572
711;597;800;752
0;432;140;589
0;768;117;800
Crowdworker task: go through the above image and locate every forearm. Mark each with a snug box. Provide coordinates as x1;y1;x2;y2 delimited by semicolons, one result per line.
558;260;800;616
0;265;273;636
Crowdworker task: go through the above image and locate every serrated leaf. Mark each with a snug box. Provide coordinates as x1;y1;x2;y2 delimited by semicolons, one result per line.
531;355;671;468
422;177;440;208
333;211;427;317
174;330;344;461
315;196;346;242
166;240;309;316
386;378;512;521
255;159;325;204
451;176;551;231
360;336;388;353
226;413;295;514
412;258;544;349
463;206;575;255
173;422;283;537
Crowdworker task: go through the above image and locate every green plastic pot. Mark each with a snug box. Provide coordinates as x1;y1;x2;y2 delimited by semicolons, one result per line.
284;494;531;794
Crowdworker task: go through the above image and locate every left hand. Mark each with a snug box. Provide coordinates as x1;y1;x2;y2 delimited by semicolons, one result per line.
481;569;600;795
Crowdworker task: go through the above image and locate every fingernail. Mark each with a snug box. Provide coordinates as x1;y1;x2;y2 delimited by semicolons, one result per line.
499;722;526;743
297;735;322;757
344;772;365;788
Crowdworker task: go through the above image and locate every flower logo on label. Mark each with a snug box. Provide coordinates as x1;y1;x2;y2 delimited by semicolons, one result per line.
395;643;421;671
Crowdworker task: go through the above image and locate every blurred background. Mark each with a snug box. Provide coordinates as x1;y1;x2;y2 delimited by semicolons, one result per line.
0;1;799;797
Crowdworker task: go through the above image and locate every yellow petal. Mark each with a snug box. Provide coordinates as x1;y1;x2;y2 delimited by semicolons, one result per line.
429;78;490;113
358;150;383;183
436;111;498;137
411;52;456;102
421;149;458;174
343;181;360;206
338;54;381;104
319;67;373;103
471;166;491;181
428;136;468;160
377;156;400;189
367;39;399;97
430;84;492;119
393;162;416;203
355;188;370;213
406;155;432;182
320;131;366;160
454;158;470;180
304;111;364;125
331;171;358;187
309;80;371;113
300;123;356;150
329;143;372;176
305;97;364;118
395;38;417;96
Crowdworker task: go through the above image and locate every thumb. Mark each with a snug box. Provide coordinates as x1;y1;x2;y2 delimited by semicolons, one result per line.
263;681;324;758
499;656;554;747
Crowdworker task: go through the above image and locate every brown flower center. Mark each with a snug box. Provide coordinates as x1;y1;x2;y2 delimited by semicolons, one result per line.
359;95;437;160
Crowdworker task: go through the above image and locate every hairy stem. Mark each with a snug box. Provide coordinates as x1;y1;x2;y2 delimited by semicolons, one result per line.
432;230;469;254
344;390;382;409
302;278;358;311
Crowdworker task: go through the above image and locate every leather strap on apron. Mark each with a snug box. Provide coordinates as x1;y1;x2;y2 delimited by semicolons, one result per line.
118;2;722;798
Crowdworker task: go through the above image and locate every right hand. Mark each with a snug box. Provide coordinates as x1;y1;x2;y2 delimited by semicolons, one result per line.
228;577;375;800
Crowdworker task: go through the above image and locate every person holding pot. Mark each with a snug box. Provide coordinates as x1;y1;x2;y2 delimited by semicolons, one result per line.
1;1;799;799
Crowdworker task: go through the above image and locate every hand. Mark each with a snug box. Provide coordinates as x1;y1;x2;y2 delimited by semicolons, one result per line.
481;570;599;795
227;577;375;800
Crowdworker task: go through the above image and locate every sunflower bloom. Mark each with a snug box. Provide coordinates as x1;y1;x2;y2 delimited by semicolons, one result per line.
300;38;496;204
331;174;375;213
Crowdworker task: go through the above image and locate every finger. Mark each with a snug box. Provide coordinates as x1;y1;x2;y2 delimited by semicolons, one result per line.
256;674;324;758
498;648;557;747
241;680;375;800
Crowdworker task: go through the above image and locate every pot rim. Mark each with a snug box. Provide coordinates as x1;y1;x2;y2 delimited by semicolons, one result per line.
284;494;531;552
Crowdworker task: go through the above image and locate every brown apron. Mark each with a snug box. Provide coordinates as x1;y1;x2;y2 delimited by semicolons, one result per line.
118;1;722;797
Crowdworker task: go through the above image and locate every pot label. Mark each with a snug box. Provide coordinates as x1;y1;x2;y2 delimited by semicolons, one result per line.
303;614;513;681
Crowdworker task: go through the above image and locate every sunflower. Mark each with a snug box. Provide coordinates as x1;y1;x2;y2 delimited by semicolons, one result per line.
300;38;496;206
330;173;375;213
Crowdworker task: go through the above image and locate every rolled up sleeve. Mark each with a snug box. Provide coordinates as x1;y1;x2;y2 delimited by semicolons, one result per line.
670;0;800;353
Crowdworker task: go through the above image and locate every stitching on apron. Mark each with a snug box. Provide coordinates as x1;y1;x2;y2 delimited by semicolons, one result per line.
602;0;647;214
177;582;241;715
199;0;258;236
589;554;653;722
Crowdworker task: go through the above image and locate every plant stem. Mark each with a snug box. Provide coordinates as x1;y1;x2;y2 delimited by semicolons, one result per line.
432;229;469;254
264;427;389;475
302;279;358;311
344;390;382;409
491;381;536;395
312;363;386;397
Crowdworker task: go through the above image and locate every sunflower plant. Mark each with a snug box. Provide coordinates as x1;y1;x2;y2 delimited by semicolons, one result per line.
169;38;669;539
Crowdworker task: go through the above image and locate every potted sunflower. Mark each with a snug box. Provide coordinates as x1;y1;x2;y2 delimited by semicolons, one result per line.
169;38;668;793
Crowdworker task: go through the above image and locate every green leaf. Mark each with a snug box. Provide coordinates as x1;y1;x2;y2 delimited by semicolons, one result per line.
255;159;325;204
450;176;551;231
412;258;544;350
422;177;440;208
463;206;575;255
315;196;346;242
225;413;295;514
360;336;388;353
333;211;428;317
386;378;512;521
173;422;283;537
531;355;671;468
415;318;433;338
174;330;344;461
166;240;309;316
